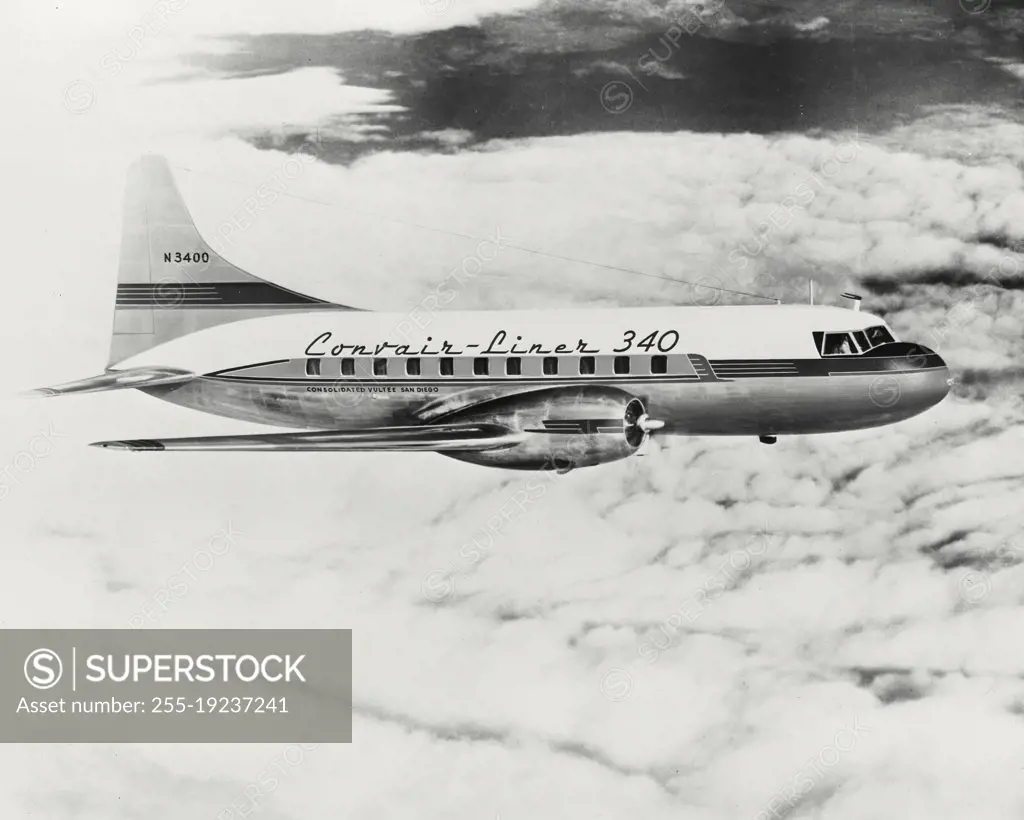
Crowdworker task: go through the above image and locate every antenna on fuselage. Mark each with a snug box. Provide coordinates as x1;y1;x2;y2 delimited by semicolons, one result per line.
809;279;814;305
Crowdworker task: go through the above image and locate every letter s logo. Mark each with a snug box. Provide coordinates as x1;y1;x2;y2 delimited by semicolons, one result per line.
24;648;63;690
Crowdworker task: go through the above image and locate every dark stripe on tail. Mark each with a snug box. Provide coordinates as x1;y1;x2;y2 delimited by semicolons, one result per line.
115;282;335;307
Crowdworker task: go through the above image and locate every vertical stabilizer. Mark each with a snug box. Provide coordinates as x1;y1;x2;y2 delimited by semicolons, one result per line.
109;155;353;366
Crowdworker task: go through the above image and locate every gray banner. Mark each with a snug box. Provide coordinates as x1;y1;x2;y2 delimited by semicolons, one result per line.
1;629;352;742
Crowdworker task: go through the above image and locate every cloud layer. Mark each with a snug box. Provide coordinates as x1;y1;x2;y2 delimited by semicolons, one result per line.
2;1;1024;818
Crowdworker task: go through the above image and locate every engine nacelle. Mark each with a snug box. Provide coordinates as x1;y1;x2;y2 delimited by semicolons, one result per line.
441;386;651;472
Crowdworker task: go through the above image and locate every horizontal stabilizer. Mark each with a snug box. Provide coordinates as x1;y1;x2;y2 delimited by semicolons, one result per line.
91;423;519;452
27;367;194;397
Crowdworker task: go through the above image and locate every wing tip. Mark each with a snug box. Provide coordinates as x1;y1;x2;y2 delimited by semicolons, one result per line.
90;439;166;451
21;388;58;399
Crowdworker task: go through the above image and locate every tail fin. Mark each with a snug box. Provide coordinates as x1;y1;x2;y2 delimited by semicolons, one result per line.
109;155;354;367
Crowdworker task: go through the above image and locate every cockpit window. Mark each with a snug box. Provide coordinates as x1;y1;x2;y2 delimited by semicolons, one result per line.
864;325;895;347
822;332;855;356
815;325;898;357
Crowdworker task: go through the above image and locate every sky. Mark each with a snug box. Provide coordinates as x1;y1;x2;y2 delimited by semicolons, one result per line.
2;0;1024;817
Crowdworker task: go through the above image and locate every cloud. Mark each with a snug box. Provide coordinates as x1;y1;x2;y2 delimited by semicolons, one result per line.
3;2;1024;819
167;114;1024;340
18;0;545;40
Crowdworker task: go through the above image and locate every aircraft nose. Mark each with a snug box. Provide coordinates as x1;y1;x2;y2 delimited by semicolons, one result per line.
893;344;950;411
934;356;952;402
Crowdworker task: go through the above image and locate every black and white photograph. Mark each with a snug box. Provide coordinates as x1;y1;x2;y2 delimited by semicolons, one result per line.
3;0;1024;815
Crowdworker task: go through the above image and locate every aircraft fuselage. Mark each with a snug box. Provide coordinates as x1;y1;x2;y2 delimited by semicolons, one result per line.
130;303;950;439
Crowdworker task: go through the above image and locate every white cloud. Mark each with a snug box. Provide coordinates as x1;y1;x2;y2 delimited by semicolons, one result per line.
17;0;544;40
3;2;1024;818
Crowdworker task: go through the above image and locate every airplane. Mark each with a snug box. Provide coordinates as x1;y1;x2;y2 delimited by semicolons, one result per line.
32;155;951;472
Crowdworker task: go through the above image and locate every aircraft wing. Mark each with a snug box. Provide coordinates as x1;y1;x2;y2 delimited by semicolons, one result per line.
90;423;518;452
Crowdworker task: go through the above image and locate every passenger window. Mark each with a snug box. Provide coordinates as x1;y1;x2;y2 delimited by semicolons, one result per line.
651;355;667;374
473;357;489;376
341;358;355;376
506;357;522;376
305;358;321;377
439;358;454;376
614;356;630;375
406;358;420;376
579;356;596;375
822;333;855;356
543;357;558;376
373;358;387;376
864;325;895;347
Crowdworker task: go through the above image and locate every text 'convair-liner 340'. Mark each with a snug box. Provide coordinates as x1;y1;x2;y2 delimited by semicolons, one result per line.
33;156;951;472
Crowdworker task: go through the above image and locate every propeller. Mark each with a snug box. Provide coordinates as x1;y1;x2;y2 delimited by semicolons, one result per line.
635;413;665;457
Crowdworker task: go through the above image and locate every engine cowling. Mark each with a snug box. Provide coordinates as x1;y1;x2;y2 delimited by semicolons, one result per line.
440;386;654;471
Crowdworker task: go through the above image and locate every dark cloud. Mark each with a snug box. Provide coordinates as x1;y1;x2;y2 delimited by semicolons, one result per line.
6;1;1024;818
190;1;1024;165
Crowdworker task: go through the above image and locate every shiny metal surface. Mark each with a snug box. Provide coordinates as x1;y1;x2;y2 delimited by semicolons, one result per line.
442;387;650;470
144;355;949;440
91;423;517;452
26;367;195;398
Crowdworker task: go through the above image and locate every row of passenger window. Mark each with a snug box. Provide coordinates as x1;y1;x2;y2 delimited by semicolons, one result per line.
305;355;673;378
